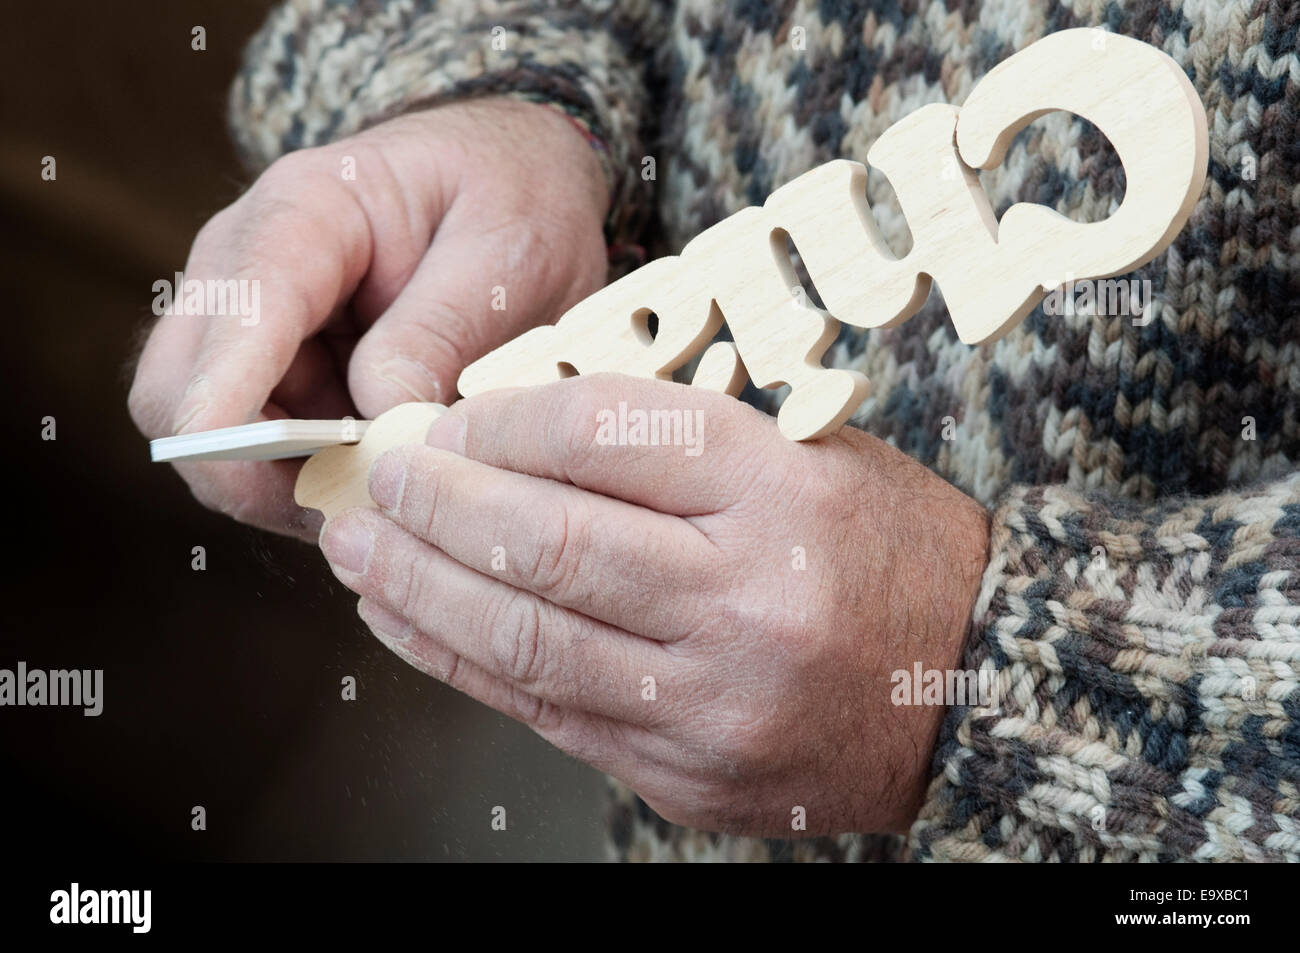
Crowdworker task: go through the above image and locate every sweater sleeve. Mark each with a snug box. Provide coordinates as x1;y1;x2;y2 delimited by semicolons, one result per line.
910;475;1300;862
227;0;670;247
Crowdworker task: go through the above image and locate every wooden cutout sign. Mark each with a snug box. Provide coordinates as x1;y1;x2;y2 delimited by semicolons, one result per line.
459;28;1208;440
151;29;1209;516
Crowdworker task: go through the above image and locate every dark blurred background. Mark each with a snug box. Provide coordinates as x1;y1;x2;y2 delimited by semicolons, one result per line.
1;0;605;861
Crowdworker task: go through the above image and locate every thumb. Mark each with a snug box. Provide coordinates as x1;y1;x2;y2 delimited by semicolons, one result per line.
347;203;607;419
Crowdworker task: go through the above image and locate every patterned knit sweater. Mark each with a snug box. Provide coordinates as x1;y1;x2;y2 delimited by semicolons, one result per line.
229;0;1300;862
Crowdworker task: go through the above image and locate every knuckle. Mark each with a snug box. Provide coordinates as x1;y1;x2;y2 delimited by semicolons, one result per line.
410;456;444;541
400;306;474;375
724;720;773;777
487;590;547;686
394;556;434;622
548;383;604;473
708;695;774;778
506;684;549;728
474;206;557;272
503;214;552;260
717;585;809;647
440;652;462;688
523;498;590;601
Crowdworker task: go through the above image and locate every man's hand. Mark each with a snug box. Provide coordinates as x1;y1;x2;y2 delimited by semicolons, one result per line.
129;98;609;539
318;375;991;836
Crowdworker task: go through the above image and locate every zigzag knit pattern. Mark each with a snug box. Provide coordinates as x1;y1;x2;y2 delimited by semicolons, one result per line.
230;0;1300;861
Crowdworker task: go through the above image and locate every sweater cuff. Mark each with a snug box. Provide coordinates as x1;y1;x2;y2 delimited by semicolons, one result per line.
228;0;663;250
910;477;1300;862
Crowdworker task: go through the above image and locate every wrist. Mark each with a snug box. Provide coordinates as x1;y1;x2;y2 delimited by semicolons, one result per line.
874;486;991;833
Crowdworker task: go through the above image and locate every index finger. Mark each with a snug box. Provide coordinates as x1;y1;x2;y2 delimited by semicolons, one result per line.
428;374;789;515
151;170;372;439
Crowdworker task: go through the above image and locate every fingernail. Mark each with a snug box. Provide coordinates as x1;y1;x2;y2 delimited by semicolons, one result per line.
369;453;406;512
426;411;466;455
172;374;212;434
377;358;442;403
320;514;373;574
358;599;411;644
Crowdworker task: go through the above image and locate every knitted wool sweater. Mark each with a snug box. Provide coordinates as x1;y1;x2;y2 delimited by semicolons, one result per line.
230;0;1300;862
